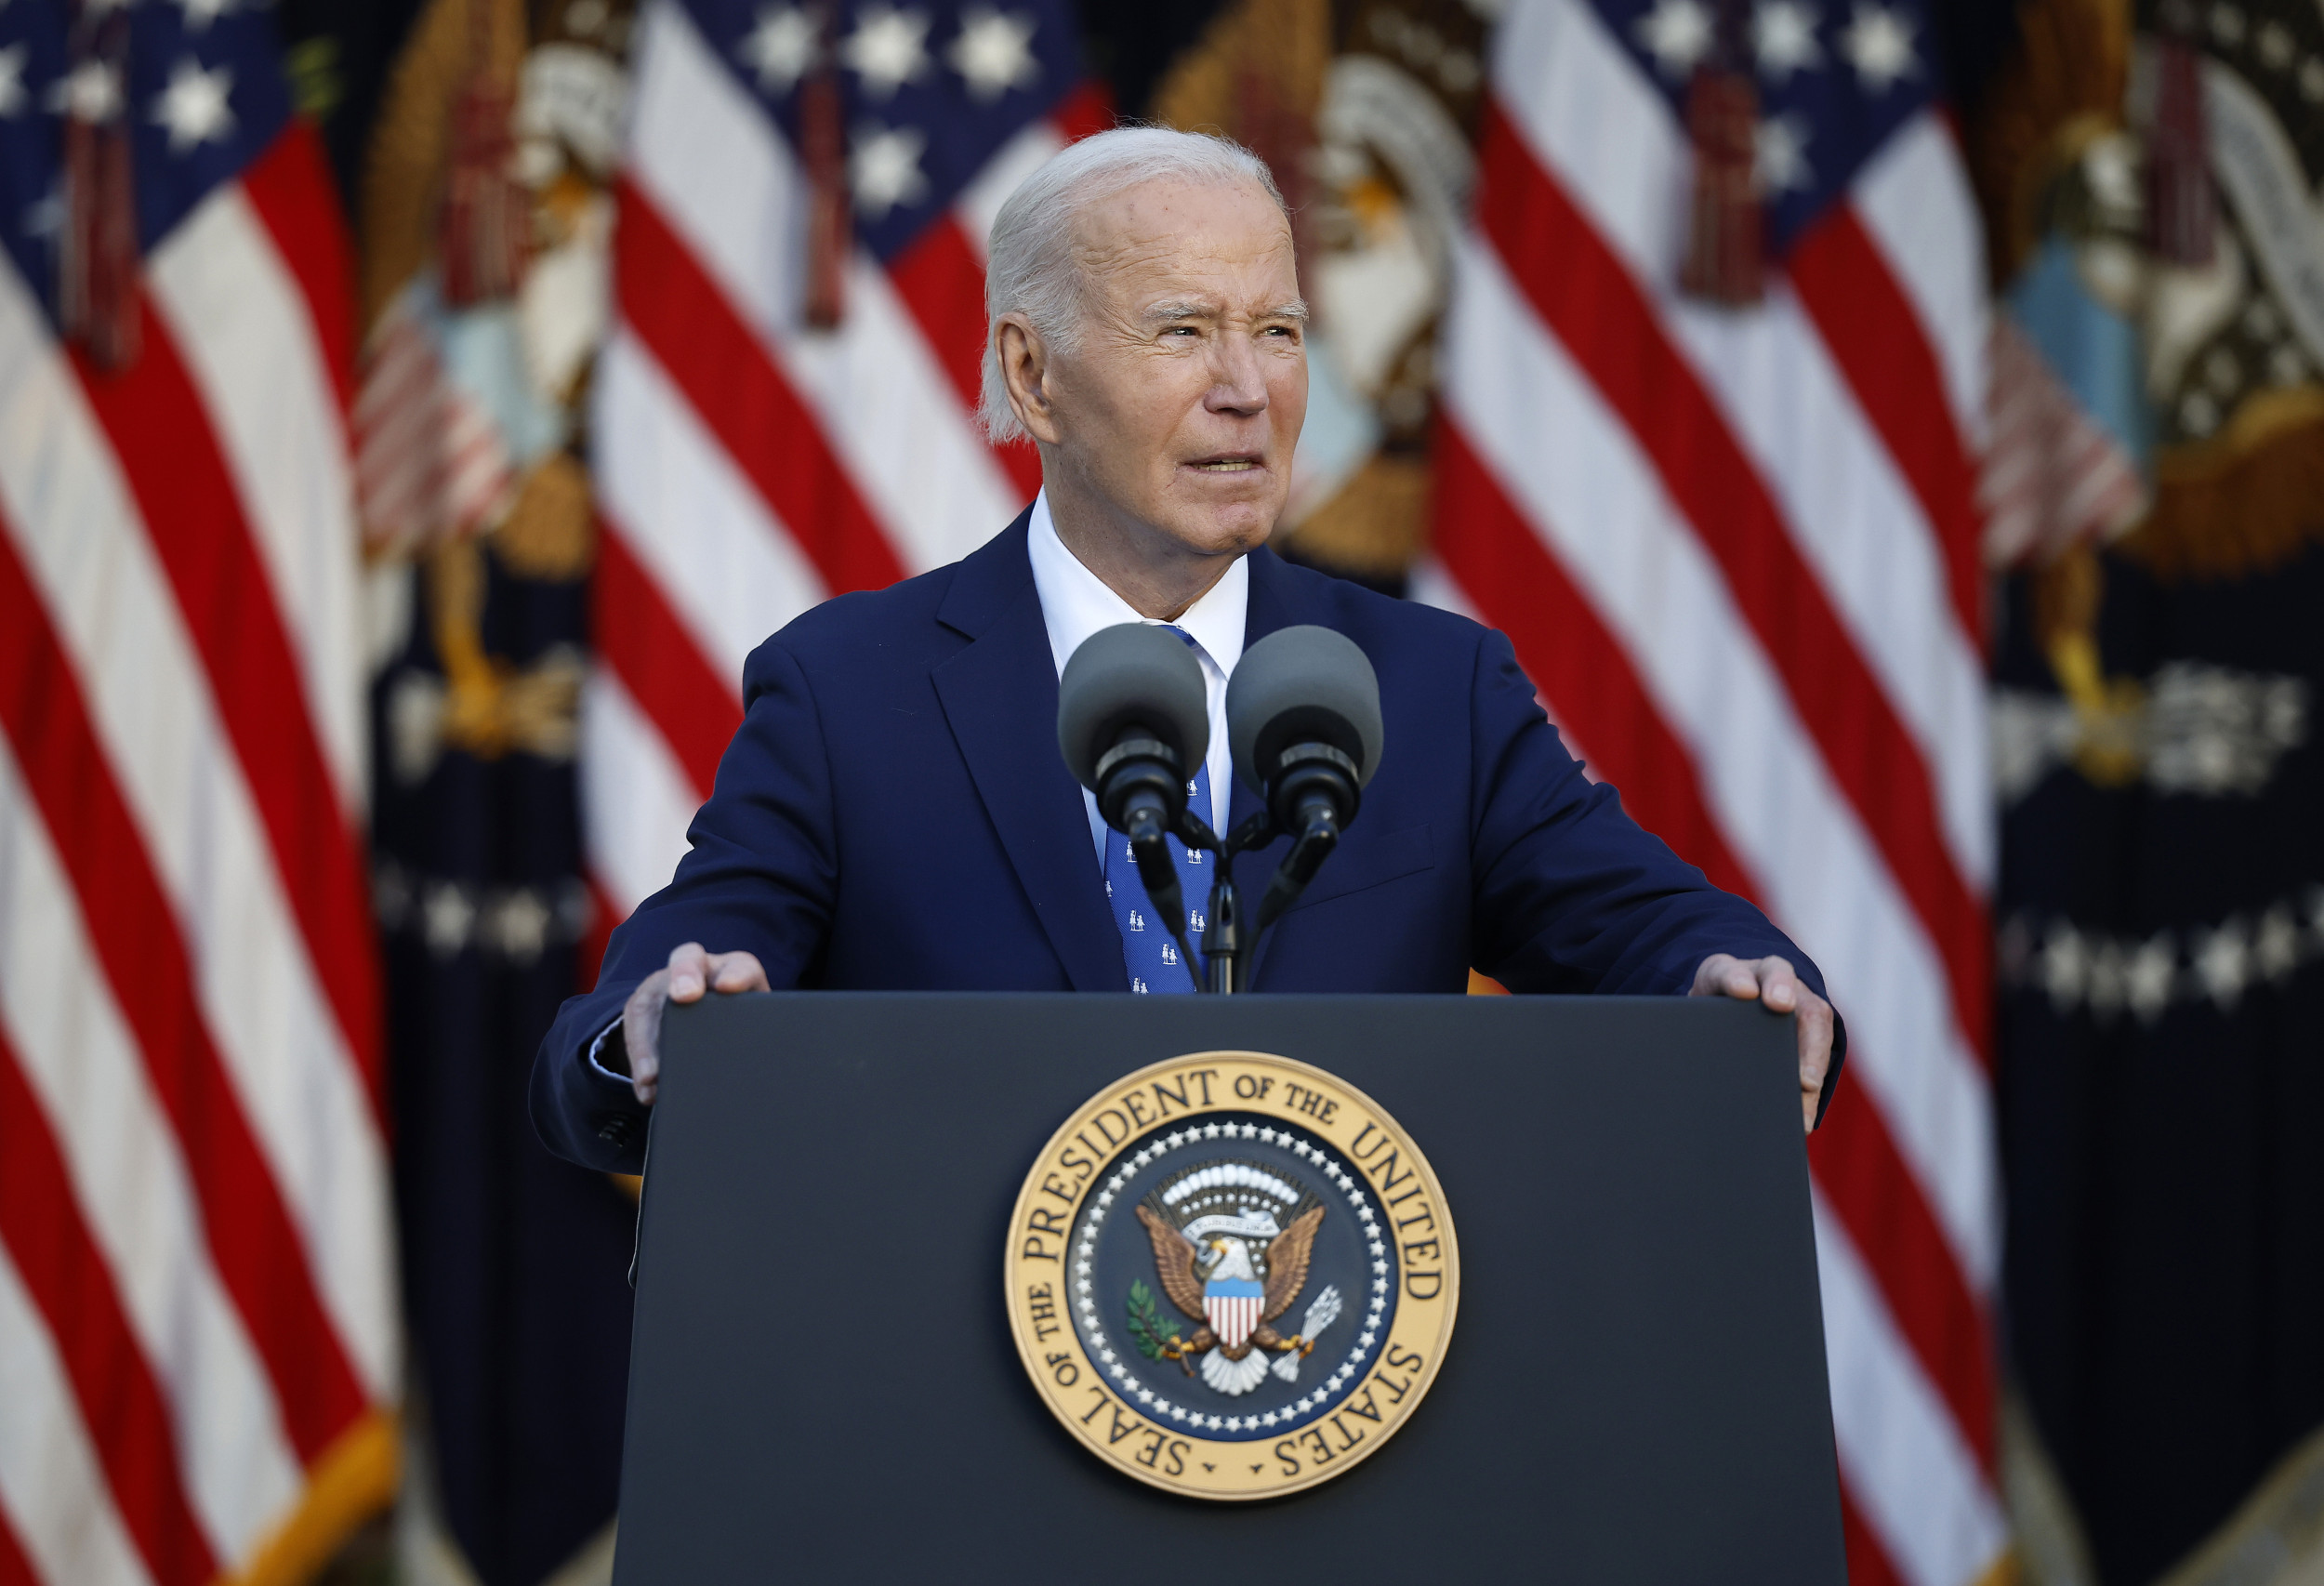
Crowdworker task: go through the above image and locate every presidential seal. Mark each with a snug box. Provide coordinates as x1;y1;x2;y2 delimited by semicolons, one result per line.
1006;1051;1458;1499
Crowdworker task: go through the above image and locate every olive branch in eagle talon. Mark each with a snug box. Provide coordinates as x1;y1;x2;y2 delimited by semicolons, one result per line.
1135;1201;1328;1385
1125;1280;1183;1362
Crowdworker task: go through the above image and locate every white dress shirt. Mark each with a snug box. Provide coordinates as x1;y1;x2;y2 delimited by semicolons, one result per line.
1025;490;1247;868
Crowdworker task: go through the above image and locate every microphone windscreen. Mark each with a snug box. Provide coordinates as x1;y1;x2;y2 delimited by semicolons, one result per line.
1057;623;1210;790
1227;626;1384;793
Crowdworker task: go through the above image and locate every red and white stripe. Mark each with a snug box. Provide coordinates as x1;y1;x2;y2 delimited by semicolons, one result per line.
585;0;1107;921
0;126;395;1585
1205;1293;1262;1350
1429;4;2001;1583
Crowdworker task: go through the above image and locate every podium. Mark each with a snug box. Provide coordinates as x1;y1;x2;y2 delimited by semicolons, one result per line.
612;993;1844;1582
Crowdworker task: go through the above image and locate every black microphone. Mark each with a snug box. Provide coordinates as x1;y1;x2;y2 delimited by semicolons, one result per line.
1057;623;1210;983
1225;626;1384;932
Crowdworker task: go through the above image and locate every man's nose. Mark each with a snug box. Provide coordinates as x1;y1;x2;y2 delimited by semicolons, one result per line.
1202;336;1271;416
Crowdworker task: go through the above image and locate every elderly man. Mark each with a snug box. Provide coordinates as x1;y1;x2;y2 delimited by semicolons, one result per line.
532;127;1841;1172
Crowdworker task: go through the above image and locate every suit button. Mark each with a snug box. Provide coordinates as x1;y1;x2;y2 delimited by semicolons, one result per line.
598;1117;632;1145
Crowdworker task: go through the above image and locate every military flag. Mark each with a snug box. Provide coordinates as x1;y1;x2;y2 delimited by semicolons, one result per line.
348;0;642;1576
1980;0;2324;1579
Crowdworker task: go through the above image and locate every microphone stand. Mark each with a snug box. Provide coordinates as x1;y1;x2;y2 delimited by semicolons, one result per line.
1173;811;1260;994
1174;806;1339;995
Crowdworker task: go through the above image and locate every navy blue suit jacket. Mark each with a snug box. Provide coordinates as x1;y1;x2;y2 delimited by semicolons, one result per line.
534;511;1841;1170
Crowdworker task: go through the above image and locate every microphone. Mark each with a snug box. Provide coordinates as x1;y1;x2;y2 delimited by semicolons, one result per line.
1058;623;1211;983
1059;622;1210;836
1228;625;1383;830
1225;626;1384;932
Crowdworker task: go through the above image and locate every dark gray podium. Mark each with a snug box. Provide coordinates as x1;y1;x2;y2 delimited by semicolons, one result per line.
613;993;1844;1582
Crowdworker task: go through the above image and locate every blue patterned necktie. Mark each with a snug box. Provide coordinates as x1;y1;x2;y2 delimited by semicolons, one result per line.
1104;627;1212;993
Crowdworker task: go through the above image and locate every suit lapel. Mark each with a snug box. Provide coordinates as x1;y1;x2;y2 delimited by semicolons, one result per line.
1231;550;1305;989
931;517;1125;992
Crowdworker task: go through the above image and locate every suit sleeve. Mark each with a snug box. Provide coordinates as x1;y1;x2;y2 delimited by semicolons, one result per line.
530;638;840;1170
1463;629;1846;1119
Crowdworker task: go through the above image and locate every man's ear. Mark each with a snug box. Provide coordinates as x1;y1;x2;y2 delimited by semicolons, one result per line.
998;316;1065;447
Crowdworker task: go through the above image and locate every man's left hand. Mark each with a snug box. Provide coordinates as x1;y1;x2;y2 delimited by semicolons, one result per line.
1691;954;1834;1133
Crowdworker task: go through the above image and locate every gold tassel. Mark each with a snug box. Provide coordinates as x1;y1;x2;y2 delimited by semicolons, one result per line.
59;0;139;370
438;0;527;306
1679;0;1763;306
800;7;848;331
2144;32;2214;266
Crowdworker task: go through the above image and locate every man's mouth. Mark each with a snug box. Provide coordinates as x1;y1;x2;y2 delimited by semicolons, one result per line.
1187;454;1264;472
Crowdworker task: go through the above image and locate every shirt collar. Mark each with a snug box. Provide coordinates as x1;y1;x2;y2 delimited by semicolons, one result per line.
1025;490;1249;680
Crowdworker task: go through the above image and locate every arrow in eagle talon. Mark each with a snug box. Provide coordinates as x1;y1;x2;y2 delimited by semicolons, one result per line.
1272;1284;1342;1381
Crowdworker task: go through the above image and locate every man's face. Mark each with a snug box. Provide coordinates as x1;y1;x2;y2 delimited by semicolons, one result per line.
1039;178;1308;562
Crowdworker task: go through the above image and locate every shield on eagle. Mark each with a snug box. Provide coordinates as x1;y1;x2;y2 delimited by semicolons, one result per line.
1204;1276;1264;1349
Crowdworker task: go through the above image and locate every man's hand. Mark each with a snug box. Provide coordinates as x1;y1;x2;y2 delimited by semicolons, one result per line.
617;943;770;1106
1691;954;1835;1133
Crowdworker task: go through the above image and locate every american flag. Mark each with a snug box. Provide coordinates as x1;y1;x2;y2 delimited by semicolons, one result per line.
586;0;1104;921
1427;3;2000;1584
0;0;394;1581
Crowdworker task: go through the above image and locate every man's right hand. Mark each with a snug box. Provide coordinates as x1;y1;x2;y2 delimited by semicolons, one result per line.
617;942;770;1106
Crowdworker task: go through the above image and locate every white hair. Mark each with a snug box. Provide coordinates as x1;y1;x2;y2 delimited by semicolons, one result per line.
977;126;1288;443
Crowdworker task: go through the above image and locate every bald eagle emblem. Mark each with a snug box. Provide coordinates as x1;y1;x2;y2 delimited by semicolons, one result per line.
1132;1159;1343;1396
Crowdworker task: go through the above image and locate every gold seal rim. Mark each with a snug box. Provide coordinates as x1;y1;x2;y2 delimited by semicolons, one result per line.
1004;1049;1459;1500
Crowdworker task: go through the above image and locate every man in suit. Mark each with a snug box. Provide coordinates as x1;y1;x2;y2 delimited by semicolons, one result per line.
535;127;1841;1174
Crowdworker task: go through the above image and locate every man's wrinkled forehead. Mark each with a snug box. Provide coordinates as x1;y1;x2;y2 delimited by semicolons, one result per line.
1069;177;1297;300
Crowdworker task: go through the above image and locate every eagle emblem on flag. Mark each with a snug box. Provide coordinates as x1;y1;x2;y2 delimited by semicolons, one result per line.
1134;1162;1338;1397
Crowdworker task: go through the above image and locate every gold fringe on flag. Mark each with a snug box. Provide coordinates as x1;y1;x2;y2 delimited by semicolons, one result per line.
228;1409;400;1586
